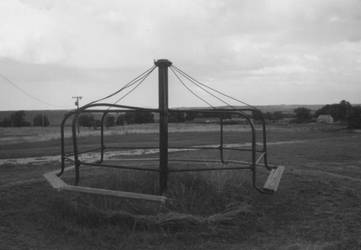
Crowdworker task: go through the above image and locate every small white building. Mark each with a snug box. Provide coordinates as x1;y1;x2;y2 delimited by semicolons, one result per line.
317;114;334;124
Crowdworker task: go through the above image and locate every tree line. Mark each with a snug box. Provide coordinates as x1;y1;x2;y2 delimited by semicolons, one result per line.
1;101;360;129
0;111;49;127
292;100;361;129
78;111;196;127
77;111;156;128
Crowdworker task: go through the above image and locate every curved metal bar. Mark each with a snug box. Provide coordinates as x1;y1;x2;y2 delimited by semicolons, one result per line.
71;112;80;185
66;105;270;193
220;116;225;163
79;103;160;113
221;108;270;171
100;145;261;152
103;146;158;150
182;109;260;191
99;111;109;163
65;147;101;157
233;110;273;193
169;166;251;172
74;106;259;115
214;110;270;193
256;111;271;170
168;107;256;114
233;108;270;171
64;156;75;162
58;110;77;177
232;111;257;191
169;107;269;173
81;161;159;172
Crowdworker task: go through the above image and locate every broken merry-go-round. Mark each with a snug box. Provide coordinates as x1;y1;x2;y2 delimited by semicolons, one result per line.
44;59;285;203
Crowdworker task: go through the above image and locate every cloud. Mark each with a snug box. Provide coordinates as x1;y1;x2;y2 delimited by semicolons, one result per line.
1;0;360;67
0;0;360;109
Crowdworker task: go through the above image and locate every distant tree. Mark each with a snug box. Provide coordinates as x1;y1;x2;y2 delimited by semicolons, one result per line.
220;112;232;119
93;119;101;130
315;100;352;122
184;111;232;120
347;106;361;129
123;111;154;124
124;112;136;124
105;115;115;127
78;114;95;127
135;111;154;123
338;100;353;120
33;114;50;127
271;111;284;120
294;107;312;123
10;111;30;127
169;112;186;123
252;110;264;121
185;111;197;121
0;117;11;127
200;111;231;119
116;114;126;125
262;111;287;121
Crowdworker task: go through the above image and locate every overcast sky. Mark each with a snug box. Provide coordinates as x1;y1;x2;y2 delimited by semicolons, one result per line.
0;0;360;110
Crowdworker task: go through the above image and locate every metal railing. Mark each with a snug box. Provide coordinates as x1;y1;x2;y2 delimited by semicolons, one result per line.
58;104;274;194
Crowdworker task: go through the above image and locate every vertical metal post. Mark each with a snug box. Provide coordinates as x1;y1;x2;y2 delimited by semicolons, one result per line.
59;112;74;177
155;59;172;194
99;111;108;163
220;116;225;163
261;118;270;169
251;121;257;189
60;119;65;176
72;113;80;185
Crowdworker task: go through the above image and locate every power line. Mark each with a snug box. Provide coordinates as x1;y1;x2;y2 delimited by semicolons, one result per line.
0;73;68;109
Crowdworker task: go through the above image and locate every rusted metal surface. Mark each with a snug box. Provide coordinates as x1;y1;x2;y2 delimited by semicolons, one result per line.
155;59;172;194
55;60;282;197
61;106;273;193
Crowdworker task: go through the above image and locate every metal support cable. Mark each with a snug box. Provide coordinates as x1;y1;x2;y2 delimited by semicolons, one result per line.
171;66;234;109
172;65;260;111
86;65;156;106
170;67;215;109
111;66;156;106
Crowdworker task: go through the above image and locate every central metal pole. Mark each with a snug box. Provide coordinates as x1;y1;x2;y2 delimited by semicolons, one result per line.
155;59;172;194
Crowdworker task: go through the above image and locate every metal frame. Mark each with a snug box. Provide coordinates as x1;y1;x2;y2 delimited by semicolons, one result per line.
57;59;277;196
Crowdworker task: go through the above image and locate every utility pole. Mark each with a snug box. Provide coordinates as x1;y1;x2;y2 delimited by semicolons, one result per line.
73;96;82;110
72;96;82;133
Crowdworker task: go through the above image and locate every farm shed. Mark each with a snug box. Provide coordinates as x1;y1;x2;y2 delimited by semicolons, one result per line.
317;114;334;123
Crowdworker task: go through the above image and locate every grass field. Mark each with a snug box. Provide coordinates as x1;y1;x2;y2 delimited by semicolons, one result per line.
0;123;361;249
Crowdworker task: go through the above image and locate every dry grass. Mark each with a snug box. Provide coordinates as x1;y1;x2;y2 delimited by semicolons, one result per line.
54;164;260;245
1;124;361;249
0;122;339;145
0;123;251;145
